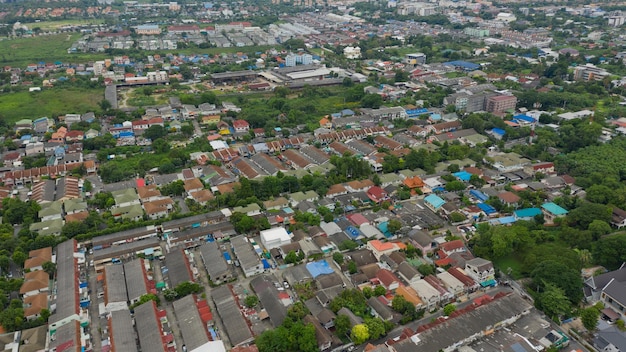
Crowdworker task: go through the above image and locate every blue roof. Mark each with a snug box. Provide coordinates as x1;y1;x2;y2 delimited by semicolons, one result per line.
514;208;542;218
345;226;361;239
306;260;334;278
513;114;536;123
542;202;568;215
341;109;355;116
20;135;32;140
469;189;489;202
477;202;497;214
444;61;481;71
377;221;392;238
498;216;517;224
406;108;429;118
453;171;472;182
492;128;506;135
430;114;442;121
261;259;271;269
424;194;445;209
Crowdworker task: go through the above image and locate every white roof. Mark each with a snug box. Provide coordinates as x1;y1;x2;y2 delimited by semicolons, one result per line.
410;280;441;300
320;221;342;235
209;140;229;150
423;177;443;188
260;227;291;242
191;341;227;352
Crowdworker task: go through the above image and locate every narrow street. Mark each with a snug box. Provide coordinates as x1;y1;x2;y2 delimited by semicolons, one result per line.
152;258;185;352
86;260;102;352
190;247;232;349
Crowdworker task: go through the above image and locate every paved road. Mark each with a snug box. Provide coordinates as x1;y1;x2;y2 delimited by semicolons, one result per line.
153;258;185;352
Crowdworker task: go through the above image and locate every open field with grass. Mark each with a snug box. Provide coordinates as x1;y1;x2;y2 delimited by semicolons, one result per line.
0;34;108;67
0;87;103;123
25;19;106;32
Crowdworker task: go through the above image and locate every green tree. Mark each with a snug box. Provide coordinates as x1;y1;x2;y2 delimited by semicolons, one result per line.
593;233;626;270
11;250;27;268
418;264;435;276
443;303;457;316
536;283;572;321
129;294;160;310
580;305;601;331
42;261;56;277
365;318;386;340
144;125;167;141
531;260;582;304
351;324;370;344
333;252;344;264
335;314;351;338
244;295;259;308
284;251;300;264
361;94;383;108
374;285;387;296
348;261;358;274
387;219;402;235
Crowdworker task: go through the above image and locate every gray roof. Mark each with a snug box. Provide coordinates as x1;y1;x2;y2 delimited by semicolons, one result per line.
594;326;626;352
211;286;254;346
586;264;626;291
49;320;79;350
110;310;138;352
161;211;226;232
368;296;395;321
407;229;433;247
199;242;230;282
337;307;363;327
466;257;493;271
105;264;128;303
350;249;378;267
250;275;287;327
173;295;209;351
124;259;147;303
165;249;193;288
398;261;421;282
603;279;626;306
102;180;137;193
316;273;344;289
393;294;532;352
93;237;161;262
230;235;262;274
52;240;78;324
92;226;157;247
134;301;167;352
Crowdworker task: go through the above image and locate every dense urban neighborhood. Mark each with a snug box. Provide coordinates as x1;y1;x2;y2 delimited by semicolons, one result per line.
0;0;626;351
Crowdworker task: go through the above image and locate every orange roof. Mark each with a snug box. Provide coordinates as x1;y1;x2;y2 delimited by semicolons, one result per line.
319;117;330;125
369;240;396;252
403;176;425;189
395;286;423;306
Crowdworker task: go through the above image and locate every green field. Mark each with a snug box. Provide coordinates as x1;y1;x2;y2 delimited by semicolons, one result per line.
0;87;103;123
0;34;108;67
26;19;106;32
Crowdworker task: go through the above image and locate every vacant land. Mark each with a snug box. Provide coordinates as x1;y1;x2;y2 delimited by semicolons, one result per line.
0;87;103;123
0;34;107;67
26;19;106;32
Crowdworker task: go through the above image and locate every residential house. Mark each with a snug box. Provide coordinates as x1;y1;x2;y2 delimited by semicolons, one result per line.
397;261;421;284
143;198;174;219
424;194;445;212
367;296;396;322
367;240;400;260
611;208;626;229
584;263;626;321
289;191;319;206
20;270;50;297
232;120;250;133
497;191;521;207
410;279;441;309
465;258;496;287
541;202;568;224
24;247;52;272
376;269;401;291
367;186;390;204
395;286;423;309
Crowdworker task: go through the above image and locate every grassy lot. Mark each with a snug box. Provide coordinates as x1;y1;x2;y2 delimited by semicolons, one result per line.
0;87;103;123
493;256;524;279
26;19;106;32
0;34;108;67
175;45;273;57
